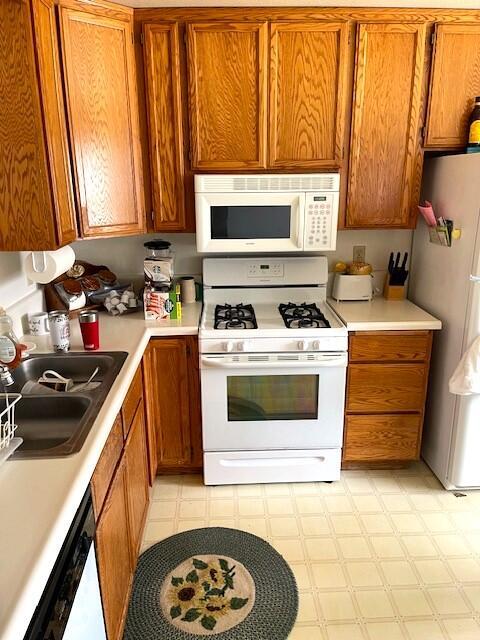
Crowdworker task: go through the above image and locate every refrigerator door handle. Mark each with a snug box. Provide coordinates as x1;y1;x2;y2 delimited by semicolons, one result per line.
469;274;480;283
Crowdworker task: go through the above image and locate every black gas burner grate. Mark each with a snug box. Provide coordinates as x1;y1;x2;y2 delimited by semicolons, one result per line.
278;302;331;329
214;303;258;330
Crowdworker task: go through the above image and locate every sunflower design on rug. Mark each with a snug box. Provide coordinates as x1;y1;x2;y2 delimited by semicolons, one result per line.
160;555;256;635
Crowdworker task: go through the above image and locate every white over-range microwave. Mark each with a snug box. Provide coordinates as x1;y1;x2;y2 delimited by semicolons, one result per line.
195;173;340;253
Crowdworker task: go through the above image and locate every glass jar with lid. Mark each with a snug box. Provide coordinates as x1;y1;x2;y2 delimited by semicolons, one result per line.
144;239;172;258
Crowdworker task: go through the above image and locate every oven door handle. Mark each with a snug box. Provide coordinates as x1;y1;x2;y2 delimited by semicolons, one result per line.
201;354;347;369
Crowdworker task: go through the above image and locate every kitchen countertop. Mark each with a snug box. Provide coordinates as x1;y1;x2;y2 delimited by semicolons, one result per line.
0;303;202;640
328;297;442;331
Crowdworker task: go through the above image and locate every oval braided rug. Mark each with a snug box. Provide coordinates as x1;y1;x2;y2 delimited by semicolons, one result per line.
123;527;298;640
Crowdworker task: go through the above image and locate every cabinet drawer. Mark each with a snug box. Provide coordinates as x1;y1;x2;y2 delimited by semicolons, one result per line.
344;414;421;461
91;413;124;517
349;332;431;362
122;366;143;439
346;363;427;413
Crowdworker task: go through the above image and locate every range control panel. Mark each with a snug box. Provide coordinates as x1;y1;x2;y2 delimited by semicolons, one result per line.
304;193;336;250
247;262;285;278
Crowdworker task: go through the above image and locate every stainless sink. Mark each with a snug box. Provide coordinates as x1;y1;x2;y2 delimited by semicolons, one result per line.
8;352;127;394
4;351;127;459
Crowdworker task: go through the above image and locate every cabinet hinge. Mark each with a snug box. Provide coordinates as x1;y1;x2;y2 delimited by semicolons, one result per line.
421;125;427;143
140;31;144;46
431;31;436;46
150;210;155;223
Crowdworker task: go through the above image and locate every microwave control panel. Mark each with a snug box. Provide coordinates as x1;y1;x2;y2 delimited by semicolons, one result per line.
304;193;336;250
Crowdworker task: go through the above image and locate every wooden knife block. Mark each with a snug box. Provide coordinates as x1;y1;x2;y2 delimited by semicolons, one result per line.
383;278;406;300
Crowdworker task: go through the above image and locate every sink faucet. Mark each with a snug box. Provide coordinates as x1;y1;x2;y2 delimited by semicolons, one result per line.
0;364;14;387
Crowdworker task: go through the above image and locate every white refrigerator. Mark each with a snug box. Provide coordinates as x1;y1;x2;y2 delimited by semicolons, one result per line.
410;153;480;490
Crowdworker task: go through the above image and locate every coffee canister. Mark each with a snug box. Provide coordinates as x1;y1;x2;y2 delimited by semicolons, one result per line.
48;311;70;352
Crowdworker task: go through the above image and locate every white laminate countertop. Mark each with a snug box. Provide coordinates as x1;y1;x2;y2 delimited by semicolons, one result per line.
328;297;442;331
0;303;202;640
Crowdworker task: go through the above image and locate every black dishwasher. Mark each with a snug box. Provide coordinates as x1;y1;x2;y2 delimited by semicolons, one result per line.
24;488;107;640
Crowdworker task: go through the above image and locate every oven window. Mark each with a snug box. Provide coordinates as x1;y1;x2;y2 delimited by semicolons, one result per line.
211;206;291;239
227;375;319;421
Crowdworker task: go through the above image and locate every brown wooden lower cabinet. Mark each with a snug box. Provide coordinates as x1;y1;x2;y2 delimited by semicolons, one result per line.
95;457;133;640
143;335;203;474
343;330;433;467
91;364;150;640
124;402;150;558
343;414;421;462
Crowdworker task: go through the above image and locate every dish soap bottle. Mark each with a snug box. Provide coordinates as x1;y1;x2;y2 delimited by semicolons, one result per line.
468;96;480;149
0;307;22;373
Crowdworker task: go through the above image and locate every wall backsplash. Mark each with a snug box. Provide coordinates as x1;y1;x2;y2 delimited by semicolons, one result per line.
72;229;413;281
0;228;413;336
0;252;43;336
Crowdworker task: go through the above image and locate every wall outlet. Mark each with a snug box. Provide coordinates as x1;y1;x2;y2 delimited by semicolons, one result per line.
353;245;366;263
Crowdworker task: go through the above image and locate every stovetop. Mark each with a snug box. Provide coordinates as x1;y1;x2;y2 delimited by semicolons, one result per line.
200;287;347;352
200;258;347;353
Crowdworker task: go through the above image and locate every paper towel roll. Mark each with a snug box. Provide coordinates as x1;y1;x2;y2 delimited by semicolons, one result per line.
25;246;76;284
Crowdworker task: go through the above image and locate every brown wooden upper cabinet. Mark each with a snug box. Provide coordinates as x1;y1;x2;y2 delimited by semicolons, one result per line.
269;21;352;168
143;22;187;231
186;22;268;170
60;7;145;237
346;23;427;228
0;0;77;250
425;24;480;149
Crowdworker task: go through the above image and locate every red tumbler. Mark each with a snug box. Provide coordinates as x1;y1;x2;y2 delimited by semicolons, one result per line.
78;310;100;350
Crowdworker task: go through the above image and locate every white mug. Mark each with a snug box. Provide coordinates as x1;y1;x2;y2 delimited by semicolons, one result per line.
28;312;50;336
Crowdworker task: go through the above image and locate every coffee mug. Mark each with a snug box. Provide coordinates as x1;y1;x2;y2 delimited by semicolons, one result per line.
28;312;50;336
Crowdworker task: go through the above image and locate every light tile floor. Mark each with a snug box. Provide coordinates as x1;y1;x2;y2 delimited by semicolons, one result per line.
141;462;480;640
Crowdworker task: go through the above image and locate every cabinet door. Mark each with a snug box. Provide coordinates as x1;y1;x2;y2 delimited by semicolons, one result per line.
0;1;57;250
96;458;133;640
187;22;268;169
344;414;421;462
346;23;427;228
91;413;124;518
425;24;480;148
60;9;145;237
32;0;77;246
347;363;428;413
125;402;149;558
144;337;201;471
144;22;187;231
269;22;352;168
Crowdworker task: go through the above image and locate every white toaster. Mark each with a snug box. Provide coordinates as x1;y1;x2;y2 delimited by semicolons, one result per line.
332;274;373;302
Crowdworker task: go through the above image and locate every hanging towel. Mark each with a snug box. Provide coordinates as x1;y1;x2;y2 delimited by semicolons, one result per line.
449;336;480;395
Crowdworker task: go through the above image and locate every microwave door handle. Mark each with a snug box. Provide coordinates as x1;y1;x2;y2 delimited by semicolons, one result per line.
201;355;347;369
294;194;305;249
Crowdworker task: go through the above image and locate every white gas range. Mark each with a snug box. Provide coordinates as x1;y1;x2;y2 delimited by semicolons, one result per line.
199;256;348;485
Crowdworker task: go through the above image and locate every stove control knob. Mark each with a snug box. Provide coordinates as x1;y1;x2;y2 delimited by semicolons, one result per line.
297;340;308;351
313;340;321;350
237;341;247;352
223;341;234;352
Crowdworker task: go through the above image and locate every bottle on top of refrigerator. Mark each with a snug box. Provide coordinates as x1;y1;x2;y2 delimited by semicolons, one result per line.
468;96;480;146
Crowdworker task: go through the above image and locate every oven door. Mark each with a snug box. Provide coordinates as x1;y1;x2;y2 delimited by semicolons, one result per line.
195;192;305;253
201;353;347;451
